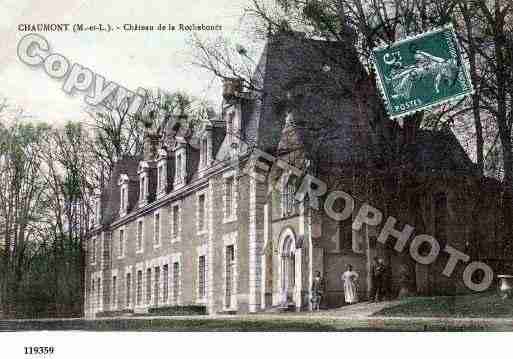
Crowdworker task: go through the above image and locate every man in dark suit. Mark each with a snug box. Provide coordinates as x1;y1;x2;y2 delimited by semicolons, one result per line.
371;258;386;302
311;271;325;311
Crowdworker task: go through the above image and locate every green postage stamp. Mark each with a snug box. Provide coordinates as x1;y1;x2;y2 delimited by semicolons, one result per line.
372;25;473;119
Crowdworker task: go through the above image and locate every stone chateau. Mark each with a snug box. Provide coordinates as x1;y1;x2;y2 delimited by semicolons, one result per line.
85;31;503;317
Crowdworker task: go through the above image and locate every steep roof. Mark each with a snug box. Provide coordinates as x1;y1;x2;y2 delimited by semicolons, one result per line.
101;156;140;225
246;31;374;166
413;128;478;175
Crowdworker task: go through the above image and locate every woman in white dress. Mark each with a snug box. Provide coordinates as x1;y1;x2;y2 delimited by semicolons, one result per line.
342;264;359;304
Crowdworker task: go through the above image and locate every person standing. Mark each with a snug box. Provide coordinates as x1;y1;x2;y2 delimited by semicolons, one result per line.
311;271;325;311
373;258;386;302
341;265;359;304
370;257;379;301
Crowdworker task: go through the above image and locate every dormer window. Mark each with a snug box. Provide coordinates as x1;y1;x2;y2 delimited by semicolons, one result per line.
95;197;101;225
174;144;186;189
200;137;209;169
118;174;129;216
121;188;125;208
158;164;165;190
281;175;296;218
227;112;234;144
138;162;149;206
140;176;146;201
176;154;182;179
156;149;167;198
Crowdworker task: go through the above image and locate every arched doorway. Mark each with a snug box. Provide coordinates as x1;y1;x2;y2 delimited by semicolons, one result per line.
280;233;296;305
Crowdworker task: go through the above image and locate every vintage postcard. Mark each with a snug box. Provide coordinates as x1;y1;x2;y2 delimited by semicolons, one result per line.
0;0;512;358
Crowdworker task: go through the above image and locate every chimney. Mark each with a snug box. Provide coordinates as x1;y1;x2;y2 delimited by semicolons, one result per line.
223;78;242;101
143;132;160;161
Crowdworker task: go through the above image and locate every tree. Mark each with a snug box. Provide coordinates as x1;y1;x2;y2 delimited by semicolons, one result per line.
0;121;50;316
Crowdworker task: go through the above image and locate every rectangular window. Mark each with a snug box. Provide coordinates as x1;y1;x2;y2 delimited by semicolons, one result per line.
173;262;180;303
137;220;143;251
163;264;169;303
154;212;160;245
225;245;234;307
91;237;96;263
176;154;182;180
97;277;101;304
140;176;145;201
121;187;126;211
171;205;179;240
126;273;131;308
154;266;160;306
201;138;208;166
225;177;234;218
198;255;206;299
112;276;117;308
282;179;296;216
146;268;152;304
198;194;206;231
157;164;166;192
119;229;124;257
227;114;234;144
136;270;142;305
103;232;111;267
157;165;162;191
96;200;101;224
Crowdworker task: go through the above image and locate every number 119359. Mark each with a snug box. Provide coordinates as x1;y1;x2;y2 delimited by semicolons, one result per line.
24;346;55;355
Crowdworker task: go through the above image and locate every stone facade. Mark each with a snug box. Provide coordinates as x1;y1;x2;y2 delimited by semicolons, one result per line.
84;31;503;318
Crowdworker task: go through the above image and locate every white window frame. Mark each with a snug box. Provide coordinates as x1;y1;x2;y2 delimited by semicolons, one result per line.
200;136;209;169
135;263;144;308
111;269;118;311
157;163;165;193
138;162;149;207
162;262;170;305
157;149;168;198
95;197;101;225
118;174;129;216
196;245;207;304
153;210;161;248
281;173;296;218
222;232;238;310
117;226;126;259
223;171;237;223
90;271;103;313
196;190;208;235
170;253;182;305
145;266;152;305
174;146;186;189
170;201;181;243
139;174;146;202
125;265;133;309
90;236;97;265
136;218;144;254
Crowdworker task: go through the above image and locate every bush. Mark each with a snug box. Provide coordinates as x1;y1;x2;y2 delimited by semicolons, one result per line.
96;309;134;318
147;305;206;316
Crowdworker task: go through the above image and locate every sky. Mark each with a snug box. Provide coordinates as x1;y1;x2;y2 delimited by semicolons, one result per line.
0;0;258;123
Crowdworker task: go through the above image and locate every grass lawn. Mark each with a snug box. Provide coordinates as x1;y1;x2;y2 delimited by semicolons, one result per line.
1;316;512;331
374;291;513;318
0;318;345;332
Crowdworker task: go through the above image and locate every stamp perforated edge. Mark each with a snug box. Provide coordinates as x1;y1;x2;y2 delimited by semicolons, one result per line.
371;23;475;120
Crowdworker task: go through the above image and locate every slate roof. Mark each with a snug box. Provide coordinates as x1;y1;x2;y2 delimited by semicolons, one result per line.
412;128;478;175
245;31;374;165
99;31;480;227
